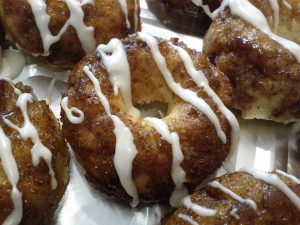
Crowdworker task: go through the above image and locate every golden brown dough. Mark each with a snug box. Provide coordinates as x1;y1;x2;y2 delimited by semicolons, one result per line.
203;1;300;123
0;0;140;67
0;80;69;225
61;34;235;204
162;170;300;225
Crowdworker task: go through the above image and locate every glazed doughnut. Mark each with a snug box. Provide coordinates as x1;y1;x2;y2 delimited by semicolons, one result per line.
0;0;140;67
0;78;69;225
61;33;239;206
162;168;300;225
202;0;300;123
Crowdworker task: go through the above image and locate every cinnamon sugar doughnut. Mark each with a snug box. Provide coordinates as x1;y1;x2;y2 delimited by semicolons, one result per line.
162;168;300;225
202;0;300;123
61;33;239;206
0;0;140;67
0;78;69;225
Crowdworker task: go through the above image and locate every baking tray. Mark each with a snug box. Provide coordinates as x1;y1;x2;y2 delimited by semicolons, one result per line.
1;0;299;224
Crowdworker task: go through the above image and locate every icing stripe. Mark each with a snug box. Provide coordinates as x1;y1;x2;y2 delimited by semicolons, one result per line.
171;44;240;156
276;170;300;184
178;214;199;225
138;32;227;144
118;0;131;29
4;93;57;190
268;0;280;32
182;196;217;217
27;0;96;56
97;39;140;118
0;127;23;225
61;97;85;124
83;66;139;207
210;180;257;211
240;167;300;211
145;117;187;206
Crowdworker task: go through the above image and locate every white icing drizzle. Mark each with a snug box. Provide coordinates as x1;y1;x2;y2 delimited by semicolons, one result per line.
268;0;280;32
182;196;217;217
170;44;240;155
0;127;23;225
138;32;226;144
3;93;57;190
97;38;140;118
27;0;96;56
193;0;300;63
276;170;300;184
240;167;300;211
134;0;139;31
118;0;131;29
61;97;85;124
144;117;187;207
282;0;292;9
178;214;199;225
210;180;258;211
0;77;22;95
230;207;240;220
83;66;139;207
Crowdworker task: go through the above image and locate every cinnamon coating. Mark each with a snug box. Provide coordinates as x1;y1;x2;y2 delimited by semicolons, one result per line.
0;0;140;67
203;5;300;123
61;34;234;204
0;80;69;225
162;171;300;225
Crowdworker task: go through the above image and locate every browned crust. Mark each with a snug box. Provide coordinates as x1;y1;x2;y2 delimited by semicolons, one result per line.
162;171;300;225
0;80;69;225
203;7;300;123
61;34;234;204
0;0;141;67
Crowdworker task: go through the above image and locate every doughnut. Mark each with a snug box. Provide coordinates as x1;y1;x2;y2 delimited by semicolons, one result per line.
0;78;69;224
147;0;220;35
0;0;140;67
61;33;239;206
162;168;300;225
202;0;300;123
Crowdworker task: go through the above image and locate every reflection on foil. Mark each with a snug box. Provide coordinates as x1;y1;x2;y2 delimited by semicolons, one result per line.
288;122;300;175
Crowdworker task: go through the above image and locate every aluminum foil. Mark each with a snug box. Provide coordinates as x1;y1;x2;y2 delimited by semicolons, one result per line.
2;0;299;224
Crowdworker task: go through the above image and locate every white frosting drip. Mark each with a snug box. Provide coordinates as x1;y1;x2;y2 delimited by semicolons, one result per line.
192;0;300;62
240;167;300;211
182;196;217;217
3;93;57;190
282;0;292;9
276;170;300;184
171;44;240;155
0;127;23;225
97;38;140;118
268;0;280;32
83;66;139;207
144;117;187;207
27;0;96;56
230;207;240;220
61;97;85;124
134;0;139;31
118;0;131;29
178;214;199;225
210;180;258;211
138;32;226;144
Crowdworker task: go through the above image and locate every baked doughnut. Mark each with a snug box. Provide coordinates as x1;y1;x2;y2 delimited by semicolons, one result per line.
162;168;300;225
0;0;140;67
202;0;300;123
61;33;239;206
0;78;69;224
147;0;220;35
